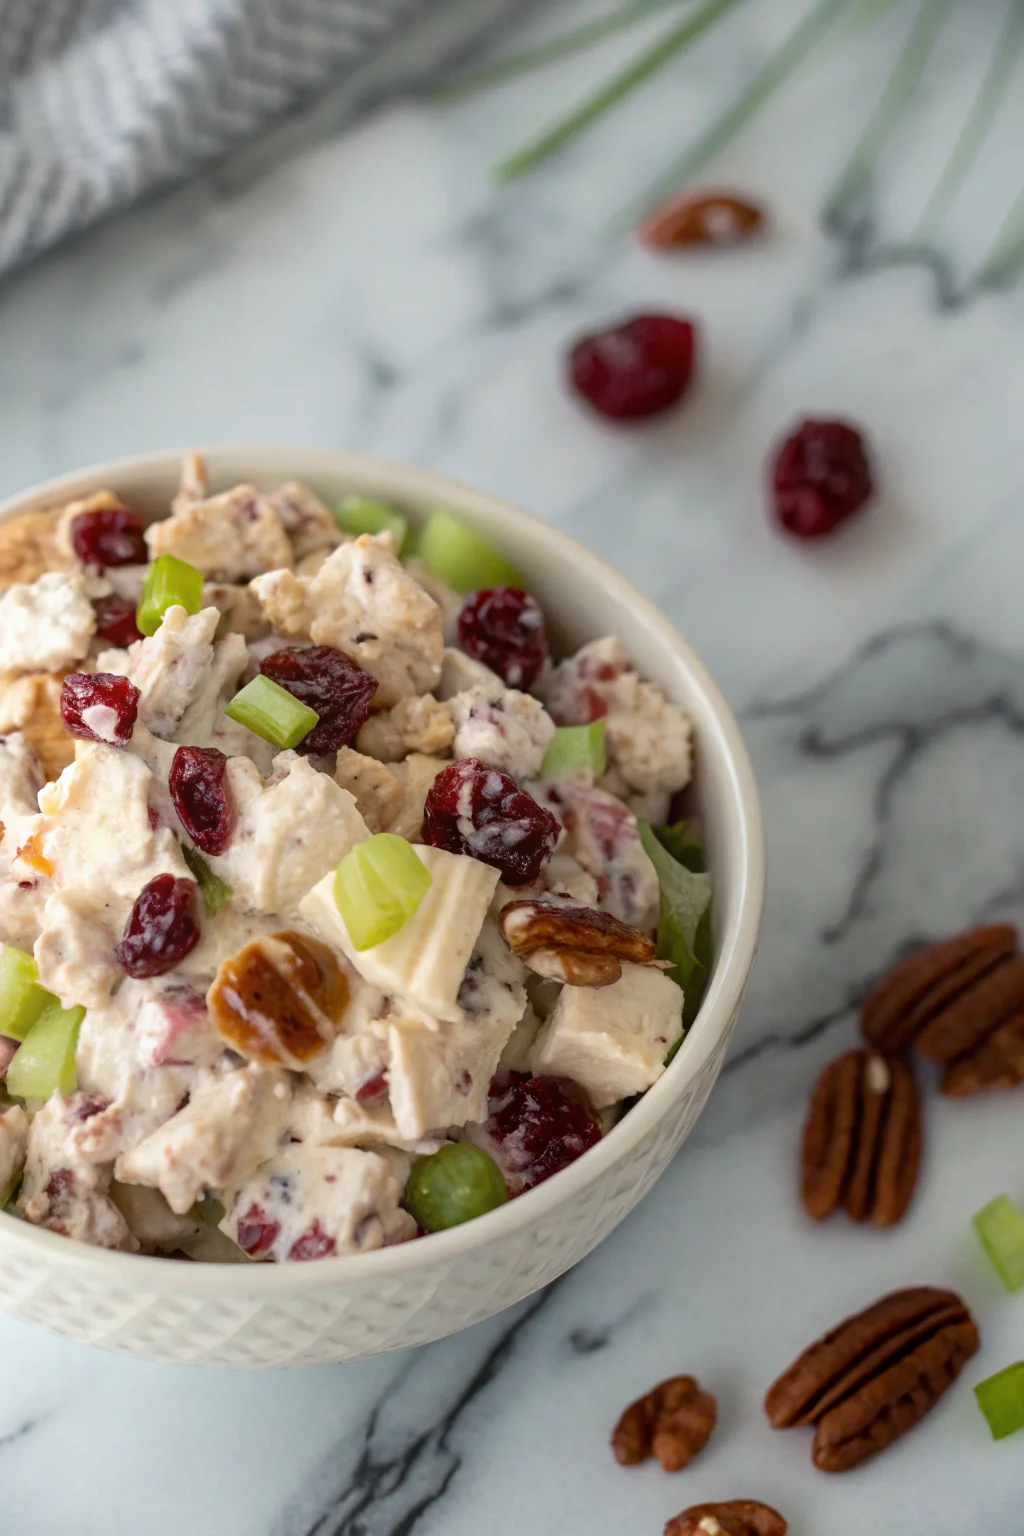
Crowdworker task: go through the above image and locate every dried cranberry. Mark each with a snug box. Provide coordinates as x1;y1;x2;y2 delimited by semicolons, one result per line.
92;593;143;648
70;507;147;569
486;1073;601;1193
259;645;378;754
569;313;696;421
771;418;873;539
457;587;549;689
60;672;140;745
169;745;234;856
356;1072;389;1106
423;758;560;886
234;1203;280;1257
288;1221;337;1262
116;875;201;978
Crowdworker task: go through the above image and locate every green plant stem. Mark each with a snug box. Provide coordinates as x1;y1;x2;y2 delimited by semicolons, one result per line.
914;0;1024;242
826;0;956;226
492;0;749;183
623;0;850;221
437;0;693;100
974;181;1024;289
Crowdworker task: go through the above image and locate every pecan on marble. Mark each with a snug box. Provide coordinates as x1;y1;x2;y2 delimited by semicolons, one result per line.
664;1501;787;1536
499;899;655;988
801;1049;921;1226
914;954;1024;1064
638;191;766;250
765;1285;979;1472
860;923;1016;1052
941;1010;1024;1096
612;1375;717;1472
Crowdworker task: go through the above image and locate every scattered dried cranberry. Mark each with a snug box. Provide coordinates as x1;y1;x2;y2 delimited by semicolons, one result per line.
569;313;696;421
486;1073;601;1194
259;645;378;754
771;418;873;539
423;758;560;886
70;507;147;569
169;745;234;856
356;1072;389;1106
234;1203;280;1258
60;672;140;745
92;593;143;648
288;1221;337;1261
457;587;549;689
116;875;201;979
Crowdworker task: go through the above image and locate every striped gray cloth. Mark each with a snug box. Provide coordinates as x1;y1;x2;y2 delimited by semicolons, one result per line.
0;0;426;276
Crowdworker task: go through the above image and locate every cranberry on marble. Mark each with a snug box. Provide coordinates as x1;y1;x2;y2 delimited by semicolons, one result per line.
771;418;873;539
569;313;696;421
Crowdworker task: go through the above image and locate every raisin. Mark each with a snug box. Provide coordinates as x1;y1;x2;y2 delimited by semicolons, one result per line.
259;645;378;754
116;875;201;978
569;313;696;421
92;593;143;648
60;672;140;745
70;508;147;569
771;418;873;539
169;745;234;856
457;587;549;689
422;758;559;886
486;1073;601;1193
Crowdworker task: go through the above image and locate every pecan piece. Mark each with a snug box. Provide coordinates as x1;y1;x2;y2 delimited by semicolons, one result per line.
860;923;1016;1051
612;1375;717;1471
499;899;655;988
664;1501;787;1536
914;954;1024;1064
638;190;765;250
208;931;349;1069
801;1049;921;1226
941;1011;1024;1096
765;1286;979;1472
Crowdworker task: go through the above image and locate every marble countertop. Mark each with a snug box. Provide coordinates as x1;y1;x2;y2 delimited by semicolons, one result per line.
2;2;1024;1532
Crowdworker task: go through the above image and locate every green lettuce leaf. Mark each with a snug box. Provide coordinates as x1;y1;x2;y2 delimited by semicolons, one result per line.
652;817;706;873
639;820;713;1027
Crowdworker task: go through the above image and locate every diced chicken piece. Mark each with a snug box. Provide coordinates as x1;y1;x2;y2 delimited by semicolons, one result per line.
18;1093;139;1251
328;1096;446;1156
146;481;293;580
0;572;95;674
334;747;404;833
295;548;334;577
204;582;271;643
100;604;233;741
264;481;343;563
128;979;227;1070
387;753;447;842
386;1008;510;1140
529;778;659;931
403;559;463;646
220;1142;416;1261
355;694;454;762
542;636;693;796
173;451;210;509
301;844;499;1023
252;535;443;706
0;732;43;819
448;683;555;779
0;505;70;586
530;963;683;1109
115;1066;292;1215
0;1102;29;1195
457;917;528;1035
208;752;369;918
436;647;502;701
303;973;391;1101
0;672;74;781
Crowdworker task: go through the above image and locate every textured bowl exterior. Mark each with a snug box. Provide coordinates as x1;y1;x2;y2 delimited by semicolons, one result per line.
0;448;764;1368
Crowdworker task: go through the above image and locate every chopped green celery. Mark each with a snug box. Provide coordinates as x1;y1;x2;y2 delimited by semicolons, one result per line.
0;944;55;1042
333;834;432;951
225;674;319;750
181;843;233;917
336;496;409;555
540;720;607;778
975;1362;1024;1440
6;1001;84;1100
405;1143;507;1230
418;509;524;594
639;820;713;1026
973;1194;1024;1293
137;554;204;637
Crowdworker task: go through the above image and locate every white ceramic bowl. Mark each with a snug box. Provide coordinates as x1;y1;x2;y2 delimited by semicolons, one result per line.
0;448;764;1368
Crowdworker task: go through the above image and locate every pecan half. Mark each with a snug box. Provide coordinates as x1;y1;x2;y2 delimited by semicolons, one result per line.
801;1049;921;1226
638;191;765;250
941;1011;1024;1096
860;924;1016;1052
765;1286;979;1472
914;954;1024;1064
612;1375;717;1472
664;1501;787;1536
208;931;349;1069
499;899;655;988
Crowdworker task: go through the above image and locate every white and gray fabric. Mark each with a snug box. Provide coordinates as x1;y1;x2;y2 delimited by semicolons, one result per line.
0;0;427;277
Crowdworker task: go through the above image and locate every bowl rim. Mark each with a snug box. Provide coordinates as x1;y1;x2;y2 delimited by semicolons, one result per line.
0;446;765;1293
